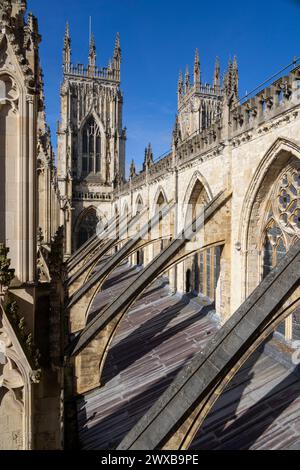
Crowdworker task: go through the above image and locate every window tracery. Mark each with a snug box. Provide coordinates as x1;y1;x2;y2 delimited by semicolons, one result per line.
262;163;300;340
82;117;101;175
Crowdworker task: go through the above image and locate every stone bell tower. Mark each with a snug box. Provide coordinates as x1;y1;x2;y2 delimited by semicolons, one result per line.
177;50;224;140
57;23;126;255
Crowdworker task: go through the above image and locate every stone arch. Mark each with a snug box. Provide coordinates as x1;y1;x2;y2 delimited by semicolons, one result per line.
74;206;100;250
239;138;300;341
0;306;32;450
182;171;213;225
180;174;219;302
239;137;300;300
122;201;129;216
78;109;105;178
151;186;168;217
135;194;144;215
150;188;171;256
79;108;105;136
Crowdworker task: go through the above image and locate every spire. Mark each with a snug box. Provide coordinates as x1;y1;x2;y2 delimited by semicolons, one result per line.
114;32;121;58
233;54;238;70
172;114;181;149
223;55;239;103
88;31;96;68
178;70;183;96
113;32;121;80
63;21;71;70
185;64;190;93
65;21;70;43
232;55;239;98
143;143;154;170
213;56;220;88
130;159;136;179
194;48;200;85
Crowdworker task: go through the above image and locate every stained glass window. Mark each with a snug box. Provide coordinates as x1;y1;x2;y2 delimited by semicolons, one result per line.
262;163;300;340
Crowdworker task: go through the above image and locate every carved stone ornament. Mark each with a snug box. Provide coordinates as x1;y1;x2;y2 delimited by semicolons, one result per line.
0;73;19;114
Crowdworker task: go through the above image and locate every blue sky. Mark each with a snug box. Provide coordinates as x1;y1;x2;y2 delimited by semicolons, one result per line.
29;0;300;174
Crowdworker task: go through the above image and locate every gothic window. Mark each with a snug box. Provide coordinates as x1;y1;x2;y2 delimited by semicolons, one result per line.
262;164;300;340
186;269;192;293
77;208;99;249
206;249;212;299
187;246;221;301
136;196;143;215
199;252;204;293
82;117;101;176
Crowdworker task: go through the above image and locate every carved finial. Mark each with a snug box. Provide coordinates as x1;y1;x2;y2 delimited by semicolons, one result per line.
178;70;183;97
232;55;239;99
113;32;121;79
172;114;181;148
213;56;220;88
0;244;15;295
143;143;154;170
88;32;96;68
233;55;238;70
63;21;71;69
194;48;200;85
223;55;239;103
130;159;136;178
114;32;121;55
185;64;190;93
65;21;70;42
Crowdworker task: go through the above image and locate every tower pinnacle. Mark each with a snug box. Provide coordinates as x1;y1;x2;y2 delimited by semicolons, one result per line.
63;21;71;70
213;56;220;88
194;48;200;85
185;64;190;93
178;70;183;95
114;32;121;56
88;31;96;68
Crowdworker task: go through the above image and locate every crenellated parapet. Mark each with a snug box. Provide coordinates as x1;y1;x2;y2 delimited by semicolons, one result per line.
115;61;300;203
231;65;300;142
63;22;121;84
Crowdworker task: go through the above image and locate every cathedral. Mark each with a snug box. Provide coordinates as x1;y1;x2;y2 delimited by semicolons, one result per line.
0;0;300;451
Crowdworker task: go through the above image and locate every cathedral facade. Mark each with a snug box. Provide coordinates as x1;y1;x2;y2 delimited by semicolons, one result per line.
1;0;300;451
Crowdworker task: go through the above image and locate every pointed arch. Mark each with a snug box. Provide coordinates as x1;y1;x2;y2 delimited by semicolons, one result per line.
182;172;212;227
151;186;168;216
122;201;129;216
239;137;300;301
0;303;33;449
74;206;101;250
135;194;144;215
79;108;105;135
79;109;105;177
182;172;213;217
